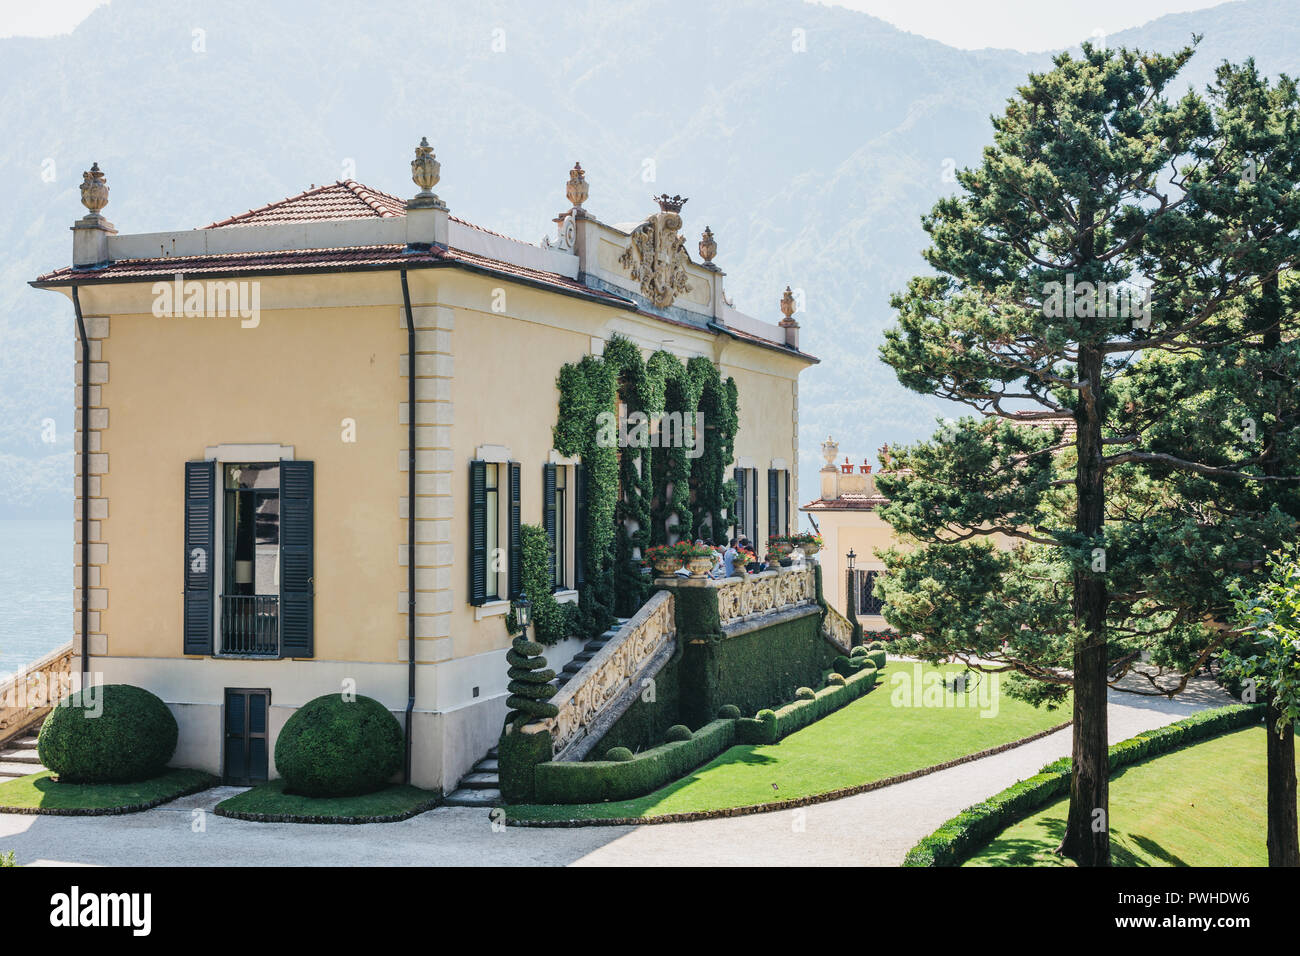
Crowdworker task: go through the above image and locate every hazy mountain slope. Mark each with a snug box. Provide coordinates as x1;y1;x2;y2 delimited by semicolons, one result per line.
0;0;1292;518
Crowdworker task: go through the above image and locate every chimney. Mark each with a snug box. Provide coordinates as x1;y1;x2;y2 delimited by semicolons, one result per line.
819;435;840;499
406;137;449;248
71;163;116;268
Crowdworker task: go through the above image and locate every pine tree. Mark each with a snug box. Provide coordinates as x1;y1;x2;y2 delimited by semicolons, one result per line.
878;45;1300;865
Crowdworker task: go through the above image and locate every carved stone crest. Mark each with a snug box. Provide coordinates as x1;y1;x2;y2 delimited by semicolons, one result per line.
619;195;692;309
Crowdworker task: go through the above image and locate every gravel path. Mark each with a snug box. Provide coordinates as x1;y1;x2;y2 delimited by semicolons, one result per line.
0;676;1234;867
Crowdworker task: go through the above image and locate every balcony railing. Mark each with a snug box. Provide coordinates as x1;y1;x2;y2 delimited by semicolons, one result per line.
220;594;280;657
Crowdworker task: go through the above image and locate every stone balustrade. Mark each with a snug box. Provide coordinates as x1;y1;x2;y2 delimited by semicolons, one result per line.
821;602;855;654
656;563;819;629
547;589;676;759
0;641;74;746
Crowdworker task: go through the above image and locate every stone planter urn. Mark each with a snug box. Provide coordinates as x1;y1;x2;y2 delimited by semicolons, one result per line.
685;555;714;577
800;541;821;557
770;540;794;559
653;556;683;576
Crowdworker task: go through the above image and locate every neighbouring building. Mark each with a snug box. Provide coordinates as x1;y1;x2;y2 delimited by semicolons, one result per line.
32;142;817;793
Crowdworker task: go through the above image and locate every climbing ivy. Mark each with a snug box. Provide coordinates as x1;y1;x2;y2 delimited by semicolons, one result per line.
553;333;740;630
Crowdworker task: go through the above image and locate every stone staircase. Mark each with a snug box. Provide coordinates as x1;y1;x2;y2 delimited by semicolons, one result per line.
442;620;630;807
551;618;628;691
0;721;47;781
443;746;501;807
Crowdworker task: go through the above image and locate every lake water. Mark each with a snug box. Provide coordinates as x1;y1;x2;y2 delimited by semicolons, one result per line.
0;520;70;682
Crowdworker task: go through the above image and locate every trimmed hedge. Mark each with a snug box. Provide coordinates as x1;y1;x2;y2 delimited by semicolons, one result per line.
274;694;403;797
535;719;736;804
903;703;1265;866
499;725;554;803
737;667;878;744
38;684;177;784
665;724;693;742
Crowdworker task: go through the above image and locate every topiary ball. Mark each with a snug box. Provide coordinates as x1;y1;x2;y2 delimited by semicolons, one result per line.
717;704;741;720
605;746;635;761
851;645;870;658
274;694;403;797
38;684;177;783
755;709;776;722
827;673;847;686
795;687;815;700
866;641;886;652
665;724;693;743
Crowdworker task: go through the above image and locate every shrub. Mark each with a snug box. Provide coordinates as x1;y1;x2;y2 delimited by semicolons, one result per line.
38;684;177;783
536;720;736;803
737;709;779;744
717;704;741;720
795;687;815;700
504;635;558;730
865;648;887;671
771;668;877;738
827;673;847;686
498;726;553;803
274;694;403;797
851;645;870;658
665;724;693;742
507;525;576;645
903;703;1264;866
866;641;886;652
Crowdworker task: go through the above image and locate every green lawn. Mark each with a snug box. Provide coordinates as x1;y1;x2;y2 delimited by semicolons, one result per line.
215;780;440;823
966;726;1294;866
0;768;217;813
508;661;1071;822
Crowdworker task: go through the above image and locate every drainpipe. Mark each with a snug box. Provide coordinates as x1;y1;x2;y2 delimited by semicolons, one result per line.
400;270;416;784
71;286;90;685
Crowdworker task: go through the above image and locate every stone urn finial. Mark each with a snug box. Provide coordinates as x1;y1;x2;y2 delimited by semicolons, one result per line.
80;163;109;217
821;435;838;467
779;286;798;325
699;226;717;264
409;137;445;209
566;162;589;210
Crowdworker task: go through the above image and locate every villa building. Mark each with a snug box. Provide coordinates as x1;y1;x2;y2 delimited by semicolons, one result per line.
31;142;817;793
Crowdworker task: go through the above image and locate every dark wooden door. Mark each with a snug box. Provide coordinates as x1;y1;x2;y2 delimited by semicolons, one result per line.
223;688;270;785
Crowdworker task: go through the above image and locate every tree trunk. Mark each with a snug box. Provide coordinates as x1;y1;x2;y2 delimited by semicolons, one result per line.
1057;343;1111;866
1257;276;1299;867
1266;700;1300;866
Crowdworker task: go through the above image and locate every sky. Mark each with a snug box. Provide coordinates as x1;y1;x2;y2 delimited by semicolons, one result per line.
0;0;1235;51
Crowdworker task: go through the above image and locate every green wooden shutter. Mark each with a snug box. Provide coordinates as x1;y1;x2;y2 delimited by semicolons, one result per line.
469;460;487;606
542;463;557;587
508;461;522;598
183;460;215;655
768;469;779;542
279;460;314;658
784;470;792;535
751;472;759;545
734;467;745;542
574;463;586;589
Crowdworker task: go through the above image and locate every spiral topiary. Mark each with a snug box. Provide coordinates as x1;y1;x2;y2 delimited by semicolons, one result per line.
665;724;693;742
505;635;558;730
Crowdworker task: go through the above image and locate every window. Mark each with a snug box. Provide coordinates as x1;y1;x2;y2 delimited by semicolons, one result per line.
856;570;886;616
544;464;569;590
469;459;521;606
768;468;790;540
183;458;313;659
221;463;280;656
734;467;759;545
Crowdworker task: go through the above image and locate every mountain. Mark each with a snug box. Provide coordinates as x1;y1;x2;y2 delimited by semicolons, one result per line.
2;0;1296;518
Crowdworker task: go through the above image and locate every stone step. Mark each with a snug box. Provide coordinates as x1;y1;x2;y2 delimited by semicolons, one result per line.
13;736;39;749
473;757;499;773
486;746;498;758
442;788;502;807
459;772;499;790
0;761;42;778
2;749;42;765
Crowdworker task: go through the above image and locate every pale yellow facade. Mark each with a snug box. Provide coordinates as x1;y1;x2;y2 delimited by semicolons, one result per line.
41;161;815;792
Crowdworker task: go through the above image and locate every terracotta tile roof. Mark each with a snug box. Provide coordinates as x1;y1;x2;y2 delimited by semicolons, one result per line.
204;180;407;228
801;493;890;512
